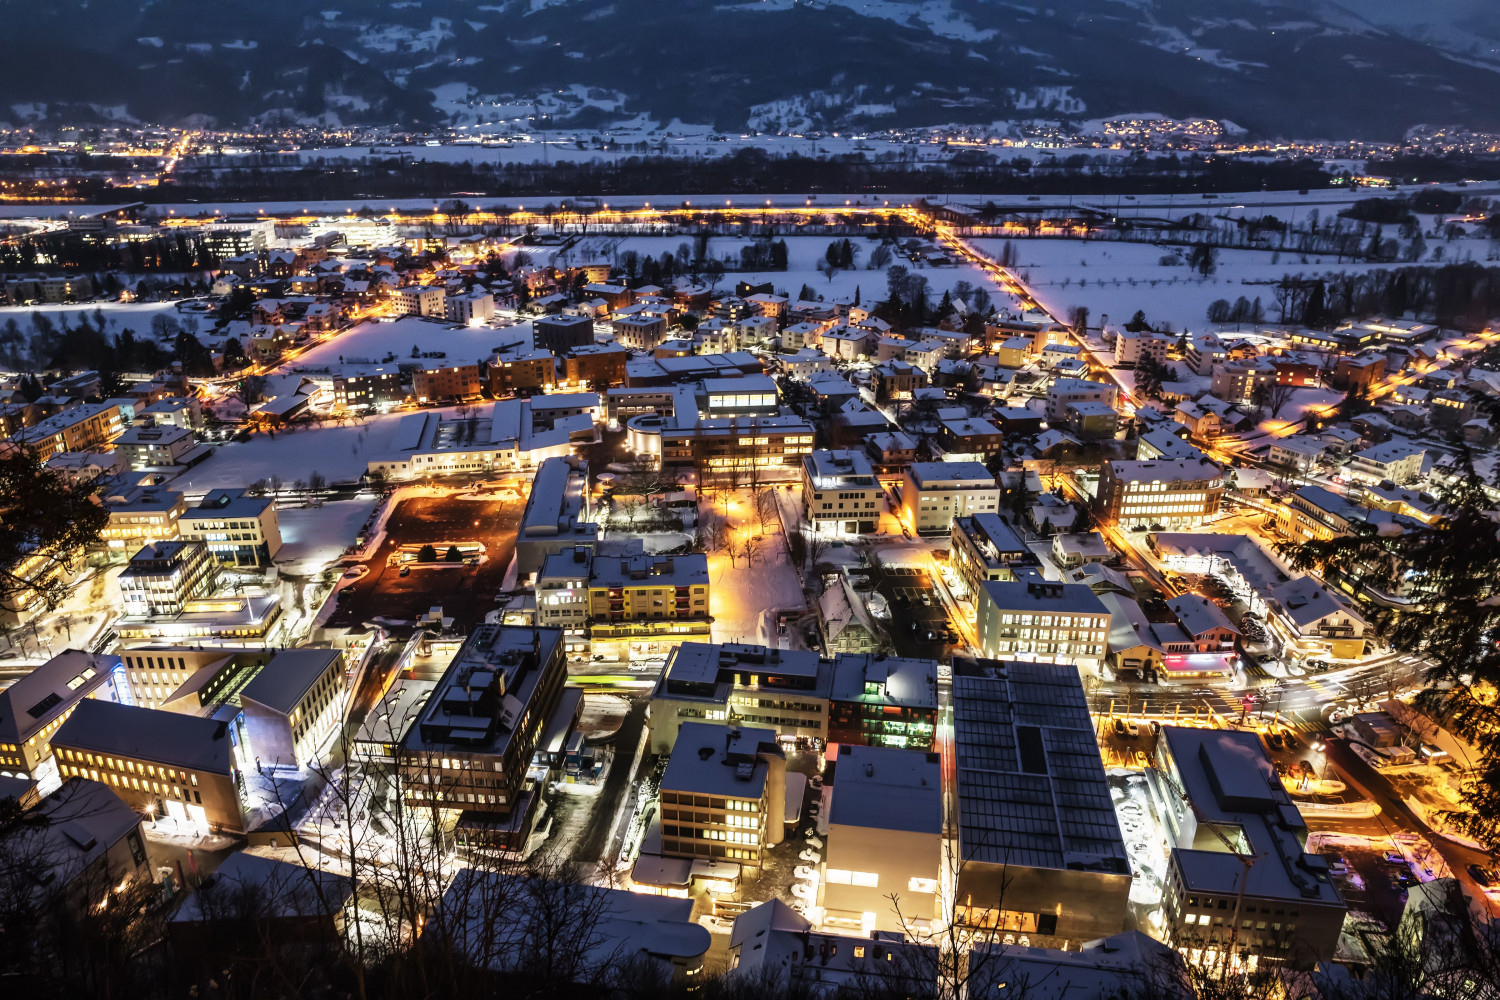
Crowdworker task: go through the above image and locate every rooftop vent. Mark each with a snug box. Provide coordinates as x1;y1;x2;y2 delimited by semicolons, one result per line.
735;762;755;782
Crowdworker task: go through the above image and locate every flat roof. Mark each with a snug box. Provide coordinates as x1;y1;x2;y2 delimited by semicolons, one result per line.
181;489;273;520
828;744;941;834
828;653;937;709
660;722;778;799
908;460;996;487
54;699;234;774
951;659;1128;873
980;580;1110;617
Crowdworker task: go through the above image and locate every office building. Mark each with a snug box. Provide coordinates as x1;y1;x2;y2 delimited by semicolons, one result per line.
821;744;942;934
398;626;568;849
1093;459;1224;530
333;368;405;411
118;541;219;619
801;450;882;536
52;699;246;835
99;485;187;559
0;650;124;780
237;648;347;770
515;456;596;579
901;461;1000;535
975;580;1111;669
178;489;282;566
113;423;199;469
1148;727;1346;970
647;642;828;753
951;659;1132;945
826;654;938;750
393;284;446;318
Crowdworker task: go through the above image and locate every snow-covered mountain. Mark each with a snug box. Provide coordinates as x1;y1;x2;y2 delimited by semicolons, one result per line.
3;0;1499;139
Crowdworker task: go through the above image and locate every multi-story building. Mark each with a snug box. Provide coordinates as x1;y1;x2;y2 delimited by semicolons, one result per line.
99;485;187;559
412;362;484;402
516;456;597;580
560;342;627;389
584;553;712;661
237;648;347;770
801;450;882;536
52;699;246;835
613;314;669;351
1115;329;1170;367
950;513;1031;596
1267;437;1326;475
138;396;205;432
660;414;814;485
118;646;240;710
5;402;123;461
646;722;785;885
393;284;447;317
1045;378;1117;423
901;461;1000;535
821;744;942;934
938;417;1005;461
952;659;1132;945
1149;727;1346;970
1185;333;1226;376
1264;577;1367;661
1346;439;1424;486
647;643;828;753
398;626;568;849
534;314;596;354
118;541;220;619
975;580;1111;669
178;489;282;566
871;359;927;404
489;347;556;396
446;289;495;325
113;422;198;469
827;653;938;750
1210;358;1277;405
1093;458;1224;530
0;650;124;780
333;368;404;411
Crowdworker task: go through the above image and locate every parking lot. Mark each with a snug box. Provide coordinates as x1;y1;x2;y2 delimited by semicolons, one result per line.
326;492;524;633
874;565;961;659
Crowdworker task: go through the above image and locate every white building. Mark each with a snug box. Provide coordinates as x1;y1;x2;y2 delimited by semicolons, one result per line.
900;461;1000;535
802;450;883;535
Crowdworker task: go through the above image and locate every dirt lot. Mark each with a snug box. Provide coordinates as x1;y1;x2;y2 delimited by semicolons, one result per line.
325;493;524;633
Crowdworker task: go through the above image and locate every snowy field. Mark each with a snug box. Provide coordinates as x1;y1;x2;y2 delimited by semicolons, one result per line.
0;300;187;334
587;234;1022;309
167;405;470;493
276;497;379;575
283;315;529;370
973;238;1420;335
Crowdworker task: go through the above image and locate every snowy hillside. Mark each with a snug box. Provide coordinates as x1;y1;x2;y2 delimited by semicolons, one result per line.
2;0;1499;138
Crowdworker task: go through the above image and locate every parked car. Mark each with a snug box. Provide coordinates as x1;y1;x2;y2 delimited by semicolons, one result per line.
1468;864;1497;887
1266;733;1284;751
1113;718;1128;738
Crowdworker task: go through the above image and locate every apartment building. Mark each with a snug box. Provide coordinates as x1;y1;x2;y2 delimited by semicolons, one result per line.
52;699;245;835
644;722;785;887
1045;378;1117;423
1115;329;1170;366
1149;727;1346;970
138;396;204;432
950;513;1031;596
801;450;882;536
0;650;124;780
821;744;942;934
901;461;1000;535
489;347;557;395
398;626;568;849
446;289;495;325
412;362;484;402
1264;577;1367;661
114;423;198;469
1346;439;1425;486
871;359;926;404
1210;358;1277;405
178;489;282;566
585;553;712;660
1185;333;1226;375
118;541;220;619
952;659;1132;945
613;314;669;351
534;314;596;354
1093;458;1224;530
560;342;628;389
5;402;123;461
975;580;1111;669
393;284;447;317
333;368;404;411
100;485;186;559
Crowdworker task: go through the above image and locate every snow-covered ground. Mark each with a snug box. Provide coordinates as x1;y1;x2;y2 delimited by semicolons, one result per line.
166;405;469;493
276;498;379;575
0;299;187;334
706;490;804;646
974;238;1416;335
